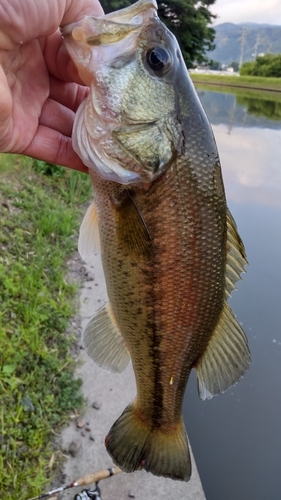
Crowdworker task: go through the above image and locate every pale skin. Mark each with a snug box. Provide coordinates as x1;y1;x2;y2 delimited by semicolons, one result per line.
0;0;103;172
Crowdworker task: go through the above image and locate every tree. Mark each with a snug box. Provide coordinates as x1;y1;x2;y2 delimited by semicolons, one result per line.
208;59;221;70
240;54;281;78
236;95;281;121
239;61;255;76
229;61;239;72
100;0;216;68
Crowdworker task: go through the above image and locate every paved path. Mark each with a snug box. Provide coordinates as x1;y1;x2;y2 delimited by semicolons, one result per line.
61;254;206;500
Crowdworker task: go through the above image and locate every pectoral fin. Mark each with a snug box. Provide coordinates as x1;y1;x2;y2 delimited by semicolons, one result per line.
196;302;250;400
114;190;153;258
78;201;100;259
83;303;130;373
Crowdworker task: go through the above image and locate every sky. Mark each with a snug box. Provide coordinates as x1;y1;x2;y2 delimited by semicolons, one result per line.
213;125;281;207
210;0;281;26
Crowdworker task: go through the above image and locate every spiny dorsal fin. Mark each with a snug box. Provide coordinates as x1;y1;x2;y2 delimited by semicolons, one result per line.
78;201;100;260
196;302;251;400
225;209;248;298
114;190;153;258
83;303;130;373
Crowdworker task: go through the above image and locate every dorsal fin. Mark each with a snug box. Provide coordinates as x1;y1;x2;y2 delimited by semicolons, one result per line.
225;209;248;298
83;303;130;374
78;201;100;260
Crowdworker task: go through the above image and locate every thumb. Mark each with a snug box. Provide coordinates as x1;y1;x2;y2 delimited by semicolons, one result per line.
61;0;104;27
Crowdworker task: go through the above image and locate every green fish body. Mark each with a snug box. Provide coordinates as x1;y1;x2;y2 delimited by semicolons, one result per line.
63;0;250;481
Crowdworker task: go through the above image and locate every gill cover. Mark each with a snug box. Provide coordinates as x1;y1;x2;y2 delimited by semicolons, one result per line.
62;0;183;184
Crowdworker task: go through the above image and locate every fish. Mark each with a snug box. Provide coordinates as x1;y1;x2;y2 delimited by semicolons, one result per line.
62;0;250;482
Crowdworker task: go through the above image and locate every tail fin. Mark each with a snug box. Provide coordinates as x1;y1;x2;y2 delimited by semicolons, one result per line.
105;403;191;482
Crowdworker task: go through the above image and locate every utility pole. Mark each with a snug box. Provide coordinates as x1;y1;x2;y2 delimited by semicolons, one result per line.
239;27;247;68
253;33;260;59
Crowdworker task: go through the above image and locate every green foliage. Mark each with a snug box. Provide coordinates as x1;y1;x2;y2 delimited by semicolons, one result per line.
208;59;221;70
239;61;256;76
100;0;216;67
236;95;281;121
33;160;66;178
0;156;92;499
240;54;281;78
229;61;239;72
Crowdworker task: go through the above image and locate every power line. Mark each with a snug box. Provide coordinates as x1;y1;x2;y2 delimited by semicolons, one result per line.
239;27;247;67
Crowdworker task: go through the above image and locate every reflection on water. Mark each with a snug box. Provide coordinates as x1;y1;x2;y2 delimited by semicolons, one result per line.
183;87;281;500
197;88;281;130
236;95;281;121
214;126;281;207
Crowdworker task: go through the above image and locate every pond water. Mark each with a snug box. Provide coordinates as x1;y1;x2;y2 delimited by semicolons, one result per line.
183;88;281;500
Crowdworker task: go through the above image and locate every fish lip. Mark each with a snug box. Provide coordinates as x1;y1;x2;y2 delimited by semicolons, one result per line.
104;0;158;22
60;22;78;37
61;0;158;39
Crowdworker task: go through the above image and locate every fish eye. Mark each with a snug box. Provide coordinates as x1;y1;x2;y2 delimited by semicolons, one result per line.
145;47;171;75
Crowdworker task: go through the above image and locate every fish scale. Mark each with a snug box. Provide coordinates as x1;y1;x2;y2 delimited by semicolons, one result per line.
90;152;225;432
63;0;250;482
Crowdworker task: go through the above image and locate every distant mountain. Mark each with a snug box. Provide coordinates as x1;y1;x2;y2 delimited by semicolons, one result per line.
207;22;281;66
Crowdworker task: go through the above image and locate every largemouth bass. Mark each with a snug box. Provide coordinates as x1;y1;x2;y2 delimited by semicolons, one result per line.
62;0;250;482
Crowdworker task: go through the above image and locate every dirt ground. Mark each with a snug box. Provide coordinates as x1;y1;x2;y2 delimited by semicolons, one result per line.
57;253;206;500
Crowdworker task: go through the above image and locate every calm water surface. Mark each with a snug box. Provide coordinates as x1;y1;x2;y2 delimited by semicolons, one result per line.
183;89;281;500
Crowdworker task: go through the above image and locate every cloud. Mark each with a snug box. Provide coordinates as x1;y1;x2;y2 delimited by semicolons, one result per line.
211;0;281;25
213;125;281;206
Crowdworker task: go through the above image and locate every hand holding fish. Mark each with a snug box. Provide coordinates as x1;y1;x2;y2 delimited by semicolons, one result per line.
0;0;103;171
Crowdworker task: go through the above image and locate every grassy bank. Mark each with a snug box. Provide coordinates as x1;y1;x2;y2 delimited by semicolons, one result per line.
190;73;281;93
192;83;281;104
0;156;92;499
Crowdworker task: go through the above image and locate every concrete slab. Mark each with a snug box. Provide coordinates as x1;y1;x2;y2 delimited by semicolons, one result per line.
60;254;206;500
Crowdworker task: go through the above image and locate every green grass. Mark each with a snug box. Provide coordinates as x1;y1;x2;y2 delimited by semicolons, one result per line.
190;73;281;92
0;155;92;499
193;82;281;103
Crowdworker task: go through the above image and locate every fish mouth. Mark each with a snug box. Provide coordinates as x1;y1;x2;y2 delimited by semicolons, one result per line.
101;0;158;23
61;0;158;42
62;0;177;185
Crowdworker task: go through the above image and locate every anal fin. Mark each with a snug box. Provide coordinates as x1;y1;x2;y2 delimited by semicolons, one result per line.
196;302;251;400
83;303;130;373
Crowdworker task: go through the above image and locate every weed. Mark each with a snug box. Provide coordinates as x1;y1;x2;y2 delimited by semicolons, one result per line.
190;72;281;92
0;154;92;499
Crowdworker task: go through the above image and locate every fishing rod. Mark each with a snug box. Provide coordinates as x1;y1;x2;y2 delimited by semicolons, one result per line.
27;466;122;500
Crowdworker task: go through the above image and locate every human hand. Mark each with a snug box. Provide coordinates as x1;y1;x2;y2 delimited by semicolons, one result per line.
0;0;103;172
